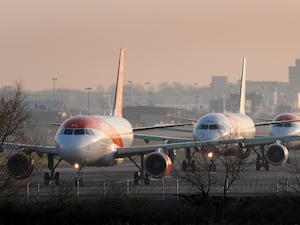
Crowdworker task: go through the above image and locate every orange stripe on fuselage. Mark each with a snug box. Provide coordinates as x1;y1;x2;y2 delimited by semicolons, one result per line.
63;116;124;147
274;113;300;122
224;114;238;137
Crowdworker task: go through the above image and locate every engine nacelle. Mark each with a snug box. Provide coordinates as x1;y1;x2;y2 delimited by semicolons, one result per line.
144;152;172;179
265;143;289;166
7;152;34;179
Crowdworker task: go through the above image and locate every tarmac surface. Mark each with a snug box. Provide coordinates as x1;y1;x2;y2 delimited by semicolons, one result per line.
5;125;300;202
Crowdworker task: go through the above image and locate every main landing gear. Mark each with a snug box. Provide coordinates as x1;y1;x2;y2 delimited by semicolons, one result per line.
129;154;151;185
182;147;196;172
182;148;217;172
44;154;62;185
254;145;269;171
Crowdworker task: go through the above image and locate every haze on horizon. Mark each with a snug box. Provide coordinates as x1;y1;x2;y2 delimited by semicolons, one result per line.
0;0;300;91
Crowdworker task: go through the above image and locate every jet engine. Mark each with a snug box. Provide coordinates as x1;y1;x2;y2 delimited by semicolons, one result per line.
265;142;289;166
6;152;34;179
144;152;172;178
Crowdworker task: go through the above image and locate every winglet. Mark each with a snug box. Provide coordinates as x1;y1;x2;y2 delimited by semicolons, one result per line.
112;48;125;117
238;57;246;114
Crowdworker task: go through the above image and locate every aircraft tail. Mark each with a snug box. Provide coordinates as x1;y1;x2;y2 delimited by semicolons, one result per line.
238;57;246;114
112;48;125;117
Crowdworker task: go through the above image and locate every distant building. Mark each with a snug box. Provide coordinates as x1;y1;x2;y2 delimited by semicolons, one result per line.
25;99;64;112
123;106;184;126
289;59;300;109
210;76;229;100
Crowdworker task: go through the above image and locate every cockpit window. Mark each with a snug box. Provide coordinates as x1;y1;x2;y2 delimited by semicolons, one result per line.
84;129;94;135
275;122;293;128
60;128;95;135
200;124;209;129
63;129;73;135
198;124;222;130
209;124;220;129
74;129;84;135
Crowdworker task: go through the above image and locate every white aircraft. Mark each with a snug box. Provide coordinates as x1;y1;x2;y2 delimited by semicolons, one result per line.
3;51;300;185
2;48;192;185
134;58;300;172
256;112;300;170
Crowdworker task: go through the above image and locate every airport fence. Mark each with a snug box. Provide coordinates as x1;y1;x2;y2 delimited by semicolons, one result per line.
5;174;300;203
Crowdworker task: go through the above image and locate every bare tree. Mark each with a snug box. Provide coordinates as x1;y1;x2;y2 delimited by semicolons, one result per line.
0;81;30;148
218;154;243;200
177;148;244;203
183;153;215;197
0;82;30;197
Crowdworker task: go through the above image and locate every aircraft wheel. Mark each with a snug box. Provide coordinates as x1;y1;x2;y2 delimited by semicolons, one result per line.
264;161;270;171
74;177;83;186
44;172;50;185
182;160;188;171
191;160;196;172
212;164;216;172
208;163;216;172
54;172;60;185
256;161;261;171
133;171;140;185
144;176;151;185
208;164;213;172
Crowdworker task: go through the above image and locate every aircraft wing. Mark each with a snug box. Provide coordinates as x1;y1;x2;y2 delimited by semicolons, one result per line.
161;127;194;133
116;135;300;158
1;142;58;155
133;122;193;131
255;119;300;126
134;133;193;143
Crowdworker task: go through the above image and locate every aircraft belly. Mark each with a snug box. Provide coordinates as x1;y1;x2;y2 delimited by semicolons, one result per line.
83;139;117;166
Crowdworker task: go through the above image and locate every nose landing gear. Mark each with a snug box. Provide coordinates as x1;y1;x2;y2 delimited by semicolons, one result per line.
74;163;84;186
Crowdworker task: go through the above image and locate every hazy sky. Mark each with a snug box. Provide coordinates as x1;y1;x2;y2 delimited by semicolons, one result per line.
1;0;300;91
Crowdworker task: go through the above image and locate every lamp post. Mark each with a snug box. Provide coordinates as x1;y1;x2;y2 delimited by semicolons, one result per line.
52;78;58;102
194;82;199;114
144;81;152;106
85;87;92;115
128;80;133;105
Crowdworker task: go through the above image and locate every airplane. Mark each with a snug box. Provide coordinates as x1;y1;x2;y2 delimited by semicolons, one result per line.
133;58;300;172
255;112;300;171
1;48;192;186
3;51;300;186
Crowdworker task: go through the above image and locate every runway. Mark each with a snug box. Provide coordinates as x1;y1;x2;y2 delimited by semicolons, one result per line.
15;153;300;202
5;126;300;202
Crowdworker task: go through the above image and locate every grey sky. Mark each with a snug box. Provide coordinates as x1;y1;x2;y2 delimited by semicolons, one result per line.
0;0;300;90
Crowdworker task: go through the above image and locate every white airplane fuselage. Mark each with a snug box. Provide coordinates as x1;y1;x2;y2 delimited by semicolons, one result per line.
55;115;134;167
269;113;300;149
193;112;256;144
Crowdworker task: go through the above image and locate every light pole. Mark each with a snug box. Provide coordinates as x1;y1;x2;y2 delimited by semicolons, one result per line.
144;81;152;106
194;82;199;114
128;80;133;105
52;78;58;102
85;87;92;115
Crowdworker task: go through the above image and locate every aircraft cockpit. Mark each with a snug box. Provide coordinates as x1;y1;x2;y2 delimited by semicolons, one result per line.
274;122;294;128
59;128;95;135
197;124;224;130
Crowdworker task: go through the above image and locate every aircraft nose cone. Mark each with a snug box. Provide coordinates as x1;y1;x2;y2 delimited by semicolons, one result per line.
270;127;293;136
56;137;88;163
195;130;221;141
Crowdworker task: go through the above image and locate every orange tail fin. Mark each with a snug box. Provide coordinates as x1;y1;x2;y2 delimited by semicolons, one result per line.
112;48;125;117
